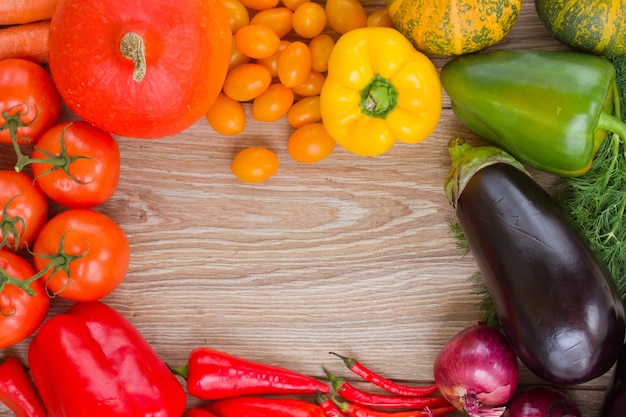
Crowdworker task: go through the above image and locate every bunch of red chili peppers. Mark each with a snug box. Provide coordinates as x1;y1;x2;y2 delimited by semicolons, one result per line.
0;301;453;417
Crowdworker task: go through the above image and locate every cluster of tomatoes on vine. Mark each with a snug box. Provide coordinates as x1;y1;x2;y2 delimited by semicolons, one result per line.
0;58;131;349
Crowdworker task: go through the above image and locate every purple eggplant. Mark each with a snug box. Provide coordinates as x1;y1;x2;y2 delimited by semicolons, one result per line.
444;137;625;386
599;343;626;417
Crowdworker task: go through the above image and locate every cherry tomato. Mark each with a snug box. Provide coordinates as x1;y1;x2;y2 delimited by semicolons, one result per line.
287;96;322;128
252;83;295;122
29;121;121;209
292;2;327;38
0;59;61;145
287;122;335;163
239;0;279;10
229;36;251;70
32;208;130;302
325;0;367;34
0;250;50;348
220;0;250;32
250;7;294;38
235;24;281;59
367;8;394;27
206;92;246;135
278;41;312;88
223;63;273;101
231;147;279;183
308;34;335;73
0;170;48;252
281;0;309;11
257;40;290;77
291;70;325;97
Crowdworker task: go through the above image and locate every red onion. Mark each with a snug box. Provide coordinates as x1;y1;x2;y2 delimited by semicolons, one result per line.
502;386;581;417
433;323;519;417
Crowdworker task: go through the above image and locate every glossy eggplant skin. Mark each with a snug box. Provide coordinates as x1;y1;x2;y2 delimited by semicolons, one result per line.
455;161;625;385
600;343;626;417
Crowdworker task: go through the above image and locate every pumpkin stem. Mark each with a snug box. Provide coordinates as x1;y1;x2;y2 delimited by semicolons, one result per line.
359;74;398;119
120;32;147;82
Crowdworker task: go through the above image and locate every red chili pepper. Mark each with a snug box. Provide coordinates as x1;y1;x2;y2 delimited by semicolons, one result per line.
329;352;438;397
204;395;325;417
332;396;457;417
324;368;451;410
317;391;349;417
171;346;329;400
184;407;220;417
0;356;47;417
28;301;187;417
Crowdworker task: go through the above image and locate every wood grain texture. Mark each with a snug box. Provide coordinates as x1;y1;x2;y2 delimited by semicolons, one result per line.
0;1;615;415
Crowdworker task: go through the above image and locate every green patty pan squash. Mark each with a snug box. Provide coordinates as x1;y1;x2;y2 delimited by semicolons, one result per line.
441;50;626;177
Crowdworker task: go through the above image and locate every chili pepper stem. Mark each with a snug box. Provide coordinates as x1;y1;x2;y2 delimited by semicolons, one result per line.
167;363;189;379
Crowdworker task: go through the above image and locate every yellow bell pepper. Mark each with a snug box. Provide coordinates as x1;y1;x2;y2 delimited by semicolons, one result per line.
320;27;442;156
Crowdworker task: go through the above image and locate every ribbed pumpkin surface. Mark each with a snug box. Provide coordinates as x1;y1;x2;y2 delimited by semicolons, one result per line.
385;0;522;56
535;0;626;56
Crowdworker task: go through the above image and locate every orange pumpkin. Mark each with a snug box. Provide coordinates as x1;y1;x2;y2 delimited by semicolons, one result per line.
48;0;231;139
386;0;522;56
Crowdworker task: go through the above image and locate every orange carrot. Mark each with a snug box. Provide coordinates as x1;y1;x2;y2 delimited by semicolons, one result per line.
0;0;59;25
0;20;50;64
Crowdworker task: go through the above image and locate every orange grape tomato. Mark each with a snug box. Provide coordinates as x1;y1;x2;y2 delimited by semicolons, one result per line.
223;63;272;101
229;36;251;70
239;0;279;10
281;0;309;11
277;41;311;88
252;83;295;122
366;8;394;27
287;95;321;128
220;0;250;33
325;0;367;34
256;40;290;77
287;122;335;163
308;33;335;73
292;2;327;38
206;92;246;135
231;147;279;183
250;7;294;38
290;69;325;97
234;24;281;59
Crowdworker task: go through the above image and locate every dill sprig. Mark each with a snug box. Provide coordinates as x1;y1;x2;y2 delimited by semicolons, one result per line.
454;54;626;326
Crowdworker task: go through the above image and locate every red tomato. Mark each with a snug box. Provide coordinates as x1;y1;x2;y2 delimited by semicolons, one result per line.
0;250;50;348
287;123;335;163
30;121;121;208
32;209;130;302
0;170;48;252
48;0;232;139
231;147;279;183
0;59;61;146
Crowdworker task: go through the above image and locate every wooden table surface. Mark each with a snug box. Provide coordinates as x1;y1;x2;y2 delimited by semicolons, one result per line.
0;1;615;415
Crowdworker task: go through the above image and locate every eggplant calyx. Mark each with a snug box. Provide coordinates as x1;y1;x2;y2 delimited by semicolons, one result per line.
444;136;529;213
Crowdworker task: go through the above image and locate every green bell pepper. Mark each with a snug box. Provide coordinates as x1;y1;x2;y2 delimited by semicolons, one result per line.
441;50;626;177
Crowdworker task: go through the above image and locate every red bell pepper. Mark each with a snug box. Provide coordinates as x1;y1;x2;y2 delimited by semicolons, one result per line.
0;356;47;417
27;301;186;417
171;346;329;400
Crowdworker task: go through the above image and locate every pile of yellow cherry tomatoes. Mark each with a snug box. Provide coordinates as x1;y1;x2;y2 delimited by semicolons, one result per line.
207;0;394;182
